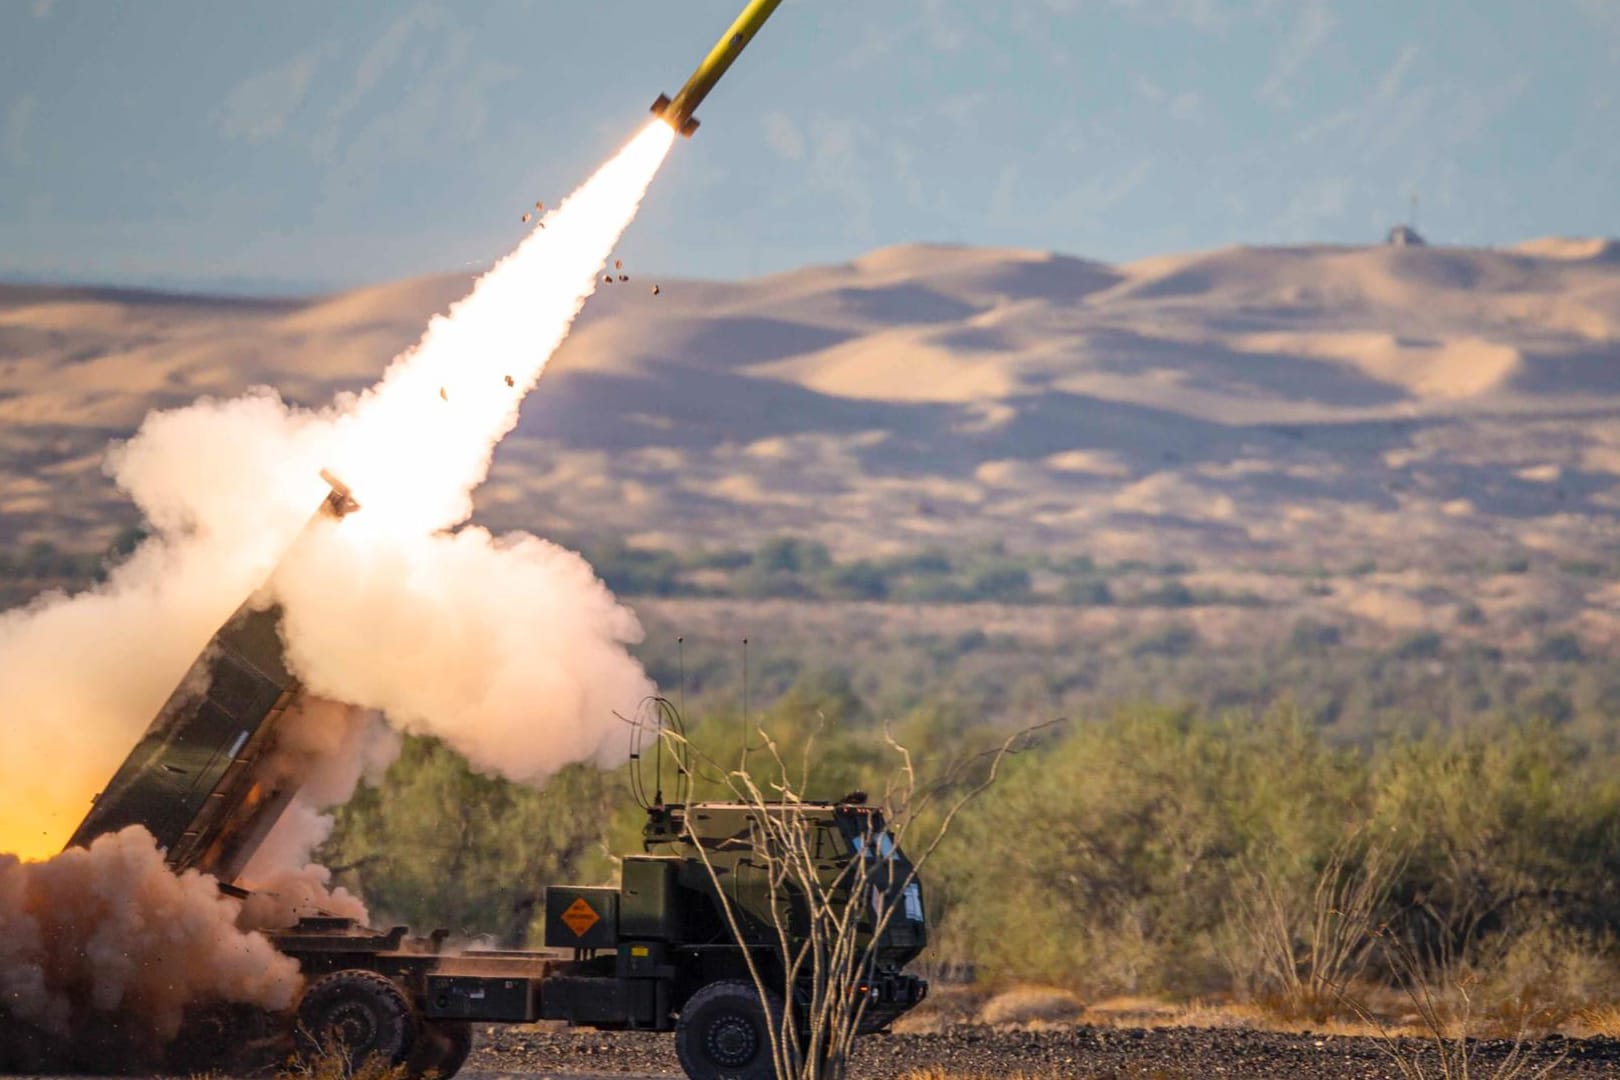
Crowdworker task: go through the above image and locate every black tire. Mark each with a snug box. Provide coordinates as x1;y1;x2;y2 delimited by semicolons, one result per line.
675;979;782;1080
405;1020;473;1079
0;1014;49;1073
437;1022;474;1078
296;969;418;1069
168;1003;281;1073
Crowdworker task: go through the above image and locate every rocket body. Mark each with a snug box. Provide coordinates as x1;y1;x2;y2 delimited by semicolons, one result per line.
651;0;785;136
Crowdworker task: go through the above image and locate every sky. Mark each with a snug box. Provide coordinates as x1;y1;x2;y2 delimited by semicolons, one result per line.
2;0;1617;294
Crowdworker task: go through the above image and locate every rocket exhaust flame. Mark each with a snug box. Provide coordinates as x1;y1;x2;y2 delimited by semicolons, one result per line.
328;120;675;541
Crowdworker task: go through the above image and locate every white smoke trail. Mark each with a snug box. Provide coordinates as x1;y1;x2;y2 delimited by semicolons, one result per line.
0;116;677;1061
0;120;674;860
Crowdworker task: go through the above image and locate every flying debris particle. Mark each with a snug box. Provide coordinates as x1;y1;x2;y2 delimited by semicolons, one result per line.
522;212;531;223
439;387;448;401
603;274;614;284
614;259;623;270
651;284;661;296
618;274;629;282
535;200;545;211
504;375;515;387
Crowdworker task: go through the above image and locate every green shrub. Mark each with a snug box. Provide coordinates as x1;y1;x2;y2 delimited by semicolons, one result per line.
1061;579;1114;606
941;706;1360;996
820;560;890;601
1370;721;1620;976
1137;579;1195;607
965;564;1032;603
1391;630;1444;660
1289;618;1342;650
754;536;831;575
1536;632;1586;663
1131;624;1200;658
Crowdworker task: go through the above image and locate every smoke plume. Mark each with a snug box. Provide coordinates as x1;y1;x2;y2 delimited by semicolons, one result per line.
235;697;397;929
0;120;673;860
0;119;676;1053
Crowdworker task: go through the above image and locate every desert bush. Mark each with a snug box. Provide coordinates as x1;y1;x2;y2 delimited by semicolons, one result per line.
1061;578;1114;605
1130;624;1199;658
938;706;1620;1009
1289;618;1343;651
1134;579;1195;607
1219;826;1407;1016
277;1045;411;1080
1472;917;1620;1029
941;705;1361;997
1392;631;1444;661
321;737;621;943
1369;722;1620;982
1341;930;1570;1080
964;563;1033;602
820;559;891;600
1534;632;1585;663
583;537;689;596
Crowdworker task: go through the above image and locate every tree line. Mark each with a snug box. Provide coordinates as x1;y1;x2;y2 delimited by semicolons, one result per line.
321;682;1620;1016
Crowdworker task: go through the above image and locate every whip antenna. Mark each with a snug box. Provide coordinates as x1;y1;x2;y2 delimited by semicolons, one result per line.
741;637;750;774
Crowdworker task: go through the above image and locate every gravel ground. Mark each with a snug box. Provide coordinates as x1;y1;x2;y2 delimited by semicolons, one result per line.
466;1024;1620;1079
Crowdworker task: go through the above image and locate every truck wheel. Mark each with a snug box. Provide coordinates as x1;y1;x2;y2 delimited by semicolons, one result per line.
406;1020;473;1079
296;969;418;1068
675;979;781;1080
169;1003;280;1073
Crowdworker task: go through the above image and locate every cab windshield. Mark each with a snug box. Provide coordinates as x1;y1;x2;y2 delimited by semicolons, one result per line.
850;830;896;858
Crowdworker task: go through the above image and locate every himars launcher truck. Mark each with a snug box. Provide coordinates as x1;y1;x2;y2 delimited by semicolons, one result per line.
18;482;929;1080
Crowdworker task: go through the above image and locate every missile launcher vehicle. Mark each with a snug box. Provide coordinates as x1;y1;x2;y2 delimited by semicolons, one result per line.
49;478;928;1080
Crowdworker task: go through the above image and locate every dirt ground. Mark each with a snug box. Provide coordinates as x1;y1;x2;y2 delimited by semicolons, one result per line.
464;1023;1617;1079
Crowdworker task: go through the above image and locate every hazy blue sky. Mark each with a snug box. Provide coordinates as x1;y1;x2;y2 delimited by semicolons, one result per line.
2;1;1617;293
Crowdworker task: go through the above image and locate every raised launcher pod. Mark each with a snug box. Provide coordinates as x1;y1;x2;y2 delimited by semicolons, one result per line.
649;0;785;136
64;473;358;884
319;467;360;518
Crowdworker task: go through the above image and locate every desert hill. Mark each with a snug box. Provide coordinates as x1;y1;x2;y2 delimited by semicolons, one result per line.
1;240;1617;577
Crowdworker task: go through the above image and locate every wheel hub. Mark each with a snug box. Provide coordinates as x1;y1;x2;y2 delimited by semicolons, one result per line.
326;1002;379;1049
706;1015;758;1066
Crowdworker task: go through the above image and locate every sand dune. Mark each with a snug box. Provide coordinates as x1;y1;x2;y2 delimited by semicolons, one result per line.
1511;236;1620;262
0;239;1616;573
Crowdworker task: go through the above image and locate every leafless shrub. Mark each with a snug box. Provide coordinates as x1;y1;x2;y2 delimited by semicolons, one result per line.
1338;930;1568;1080
276;1043;413;1080
1225;827;1408;1015
659;716;1040;1080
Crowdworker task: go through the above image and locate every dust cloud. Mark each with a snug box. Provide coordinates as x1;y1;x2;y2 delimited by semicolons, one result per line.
0;828;302;1039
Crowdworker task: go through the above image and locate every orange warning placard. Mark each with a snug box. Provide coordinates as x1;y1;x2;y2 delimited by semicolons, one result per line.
561;896;601;937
